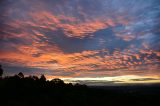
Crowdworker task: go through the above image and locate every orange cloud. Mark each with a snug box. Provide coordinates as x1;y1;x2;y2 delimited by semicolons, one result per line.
1;47;160;77
28;11;117;38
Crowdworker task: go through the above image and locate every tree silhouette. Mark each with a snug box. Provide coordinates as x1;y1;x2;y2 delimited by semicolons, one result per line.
32;75;39;81
18;72;24;78
0;64;4;77
40;74;46;81
51;78;65;86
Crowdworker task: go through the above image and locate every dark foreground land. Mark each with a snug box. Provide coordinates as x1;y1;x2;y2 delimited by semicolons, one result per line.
0;75;160;106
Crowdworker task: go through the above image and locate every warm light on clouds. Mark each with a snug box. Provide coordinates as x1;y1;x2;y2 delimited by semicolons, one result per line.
0;0;160;85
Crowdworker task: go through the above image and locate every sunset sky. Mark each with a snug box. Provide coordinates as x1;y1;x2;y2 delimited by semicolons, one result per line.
0;0;160;85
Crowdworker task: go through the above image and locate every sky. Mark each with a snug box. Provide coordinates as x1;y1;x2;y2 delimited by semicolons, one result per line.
0;0;160;85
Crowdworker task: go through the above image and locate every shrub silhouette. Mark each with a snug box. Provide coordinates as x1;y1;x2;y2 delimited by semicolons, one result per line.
51;78;64;84
40;74;46;81
18;72;24;78
0;64;3;77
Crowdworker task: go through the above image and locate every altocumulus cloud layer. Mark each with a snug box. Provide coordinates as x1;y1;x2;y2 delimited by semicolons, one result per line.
0;0;160;80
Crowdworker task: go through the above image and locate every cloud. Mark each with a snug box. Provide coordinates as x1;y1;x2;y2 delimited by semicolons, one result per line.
0;0;160;80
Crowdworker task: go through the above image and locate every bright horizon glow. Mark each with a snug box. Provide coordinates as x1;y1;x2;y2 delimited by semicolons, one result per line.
46;75;160;85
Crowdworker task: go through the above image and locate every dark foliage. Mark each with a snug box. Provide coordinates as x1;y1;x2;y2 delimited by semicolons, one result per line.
17;72;24;78
0;65;3;77
0;72;160;106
